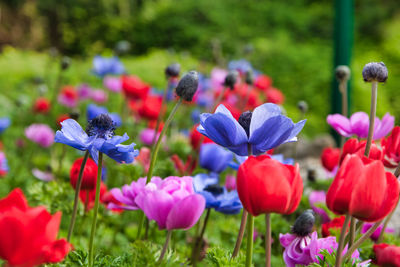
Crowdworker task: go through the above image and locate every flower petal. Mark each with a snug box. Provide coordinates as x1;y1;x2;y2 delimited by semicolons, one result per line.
166;194;205;230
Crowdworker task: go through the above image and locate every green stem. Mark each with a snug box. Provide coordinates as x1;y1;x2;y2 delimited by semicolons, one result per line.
136;98;183;239
342;220;382;261
245;214;254;267
364;81;378;157
67;150;89;241
335;214;351;267
265;214;271;267
88;152;103;267
192;208;211;266
150;80;170;146
158;230;172;262
232;210;248;258
349;217;355;247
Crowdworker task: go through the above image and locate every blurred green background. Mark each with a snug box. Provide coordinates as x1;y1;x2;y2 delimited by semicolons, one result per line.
1;0;400;136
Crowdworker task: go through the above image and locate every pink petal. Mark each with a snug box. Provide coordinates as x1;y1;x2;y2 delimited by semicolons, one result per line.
166;194;205;230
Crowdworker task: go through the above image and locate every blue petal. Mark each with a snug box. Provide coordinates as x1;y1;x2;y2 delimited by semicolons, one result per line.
0;117;11;134
286;119;307;142
96;137;138;164
249;103;282;137
215;191;242;214
199;143;233;173
107;133;130;145
199;105;248;156
250;115;295;155
55;119;92;150
87;104;108;121
193;173;219;191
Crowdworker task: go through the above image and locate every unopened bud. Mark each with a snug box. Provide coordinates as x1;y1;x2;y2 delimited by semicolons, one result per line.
245;70;254;85
335;65;351;81
297;101;308;113
61;56;71;70
292;209;315;237
224;70;238;90
362;62;388;82
175;71;199;101
165;63;181;78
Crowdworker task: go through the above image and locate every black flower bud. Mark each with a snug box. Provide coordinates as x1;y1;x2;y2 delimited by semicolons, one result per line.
224;70;238;90
238;111;252;137
292;209;315;237
335;65;351;81
176;71;199;101
165;63;181;78
245;70;254;85
297;101;308;113
362;62;388;82
69;111;80;121
61;56;71;70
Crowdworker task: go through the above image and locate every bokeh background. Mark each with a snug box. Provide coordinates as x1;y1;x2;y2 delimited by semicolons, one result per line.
1;0;400;136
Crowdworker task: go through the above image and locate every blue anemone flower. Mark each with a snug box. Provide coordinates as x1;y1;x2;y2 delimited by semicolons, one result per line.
87;104;122;127
193;173;242;214
228;59;253;73
55;114;138;164
92;56;125;77
199;143;232;173
0;117;11;134
197;103;306;156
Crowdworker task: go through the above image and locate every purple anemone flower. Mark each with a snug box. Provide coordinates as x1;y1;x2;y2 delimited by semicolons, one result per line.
198;103;306;156
55;115;138;164
0;152;8;176
280;232;363;267
199;143;233;173
92;56;125;77
327;112;394;140
309;191;330;223
25;124;55;148
361;223;394;242
103;76;122;93
135;176;205;230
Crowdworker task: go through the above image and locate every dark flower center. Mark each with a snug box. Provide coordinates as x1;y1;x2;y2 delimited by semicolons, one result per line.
204;184;224;196
238;111;252;137
86;114;116;139
292;209;315;237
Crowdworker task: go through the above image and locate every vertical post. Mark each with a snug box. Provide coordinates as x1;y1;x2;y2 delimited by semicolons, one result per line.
332;0;354;144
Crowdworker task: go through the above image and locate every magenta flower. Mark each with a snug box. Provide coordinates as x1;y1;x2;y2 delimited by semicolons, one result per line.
25;124;55;148
135;176;205;230
77;84;93;100
210;68;228;92
309;191;330;223
225;175;236;191
103;76;122;93
327;112;394;140
139;128;160;146
91;89;108;103
108;177;161;210
0;152;8;177
32;168;54;182
280;232;363;267
361;223;394;242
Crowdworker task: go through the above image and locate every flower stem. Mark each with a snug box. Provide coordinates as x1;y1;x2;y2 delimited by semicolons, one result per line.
158;230;172;263
150;79;170;146
67;150;89;242
136;98;183;239
265;213;271;267
339;79;348;147
232;144;252;259
88;152;103;267
192;208;211;266
245;214;254;267
232;210;248;258
364;81;378;157
348;217;356;247
342;220;382;261
335;214;351;267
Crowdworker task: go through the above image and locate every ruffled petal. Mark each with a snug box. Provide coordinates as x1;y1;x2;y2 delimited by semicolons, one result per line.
55;119;91;150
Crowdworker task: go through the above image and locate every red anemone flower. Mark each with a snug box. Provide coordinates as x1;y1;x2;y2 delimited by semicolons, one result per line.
33;97;51;113
321;147;340;172
70;157;98;190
